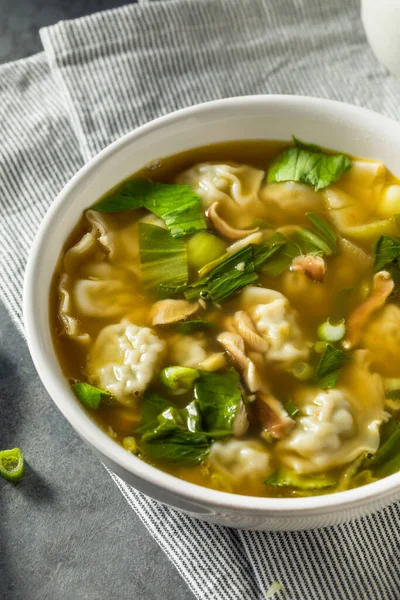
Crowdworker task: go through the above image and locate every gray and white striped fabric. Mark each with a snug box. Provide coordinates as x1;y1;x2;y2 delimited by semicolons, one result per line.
2;1;400;598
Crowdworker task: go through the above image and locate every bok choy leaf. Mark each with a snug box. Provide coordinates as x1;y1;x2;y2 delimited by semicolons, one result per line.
137;392;210;465
194;369;242;435
184;245;258;303
314;344;348;388
267;136;351;191
139;223;188;297
93;179;206;238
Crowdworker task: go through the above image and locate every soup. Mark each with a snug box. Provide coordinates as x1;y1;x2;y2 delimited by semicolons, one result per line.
51;138;400;498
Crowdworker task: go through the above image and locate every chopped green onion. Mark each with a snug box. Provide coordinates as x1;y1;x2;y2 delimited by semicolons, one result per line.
317;318;346;342
186;231;226;272
123;437;138;454
287;362;314;381
0;448;24;482
265;581;284;599
74;382;112;409
160;366;199;395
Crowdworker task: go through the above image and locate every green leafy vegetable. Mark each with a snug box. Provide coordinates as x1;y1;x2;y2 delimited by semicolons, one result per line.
136;391;171;434
184;245;258;303
314;344;348;388
93;179;206;238
306;213;337;253
284;398;299;419
136;393;210;465
176;320;216;334
265;470;335;490
363;419;400;477
252;232;287;270
160;366;199;395
259;237;300;277
74;382;112;409
194;369;242;435
0;448;24;482
142;401;201;441
373;234;400;276
139;223;188;297
141;431;210;465
267;137;351;191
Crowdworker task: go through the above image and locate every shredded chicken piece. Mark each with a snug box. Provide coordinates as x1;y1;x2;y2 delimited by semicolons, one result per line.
291;255;327;282
151;299;199;325
256;392;295;439
232;311;269;353
207;202;259;240
343;270;394;349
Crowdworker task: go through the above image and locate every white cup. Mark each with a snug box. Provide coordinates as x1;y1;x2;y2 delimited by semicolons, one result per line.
361;0;400;77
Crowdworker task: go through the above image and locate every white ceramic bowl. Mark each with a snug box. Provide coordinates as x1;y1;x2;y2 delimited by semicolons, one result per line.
24;96;400;531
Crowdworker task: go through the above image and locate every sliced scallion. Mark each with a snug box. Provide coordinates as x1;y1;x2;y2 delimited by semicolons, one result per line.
0;448;24;482
160;366;199;395
317;318;346;342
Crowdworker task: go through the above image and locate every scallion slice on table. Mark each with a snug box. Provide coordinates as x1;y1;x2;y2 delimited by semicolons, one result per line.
0;448;25;482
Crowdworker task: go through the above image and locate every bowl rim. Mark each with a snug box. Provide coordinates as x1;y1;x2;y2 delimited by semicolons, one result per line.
24;94;400;515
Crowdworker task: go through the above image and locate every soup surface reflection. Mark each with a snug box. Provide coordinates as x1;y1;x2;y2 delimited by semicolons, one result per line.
51;139;400;497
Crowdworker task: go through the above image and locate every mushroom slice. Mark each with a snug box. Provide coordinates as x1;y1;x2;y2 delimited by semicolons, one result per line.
233;311;269;353
256;391;295;439
217;331;263;392
207;202;259;240
151;299;199;326
291;255;327;283
343;270;394;349
232;400;249;437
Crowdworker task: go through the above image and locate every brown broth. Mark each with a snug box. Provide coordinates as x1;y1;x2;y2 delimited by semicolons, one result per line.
50;140;400;497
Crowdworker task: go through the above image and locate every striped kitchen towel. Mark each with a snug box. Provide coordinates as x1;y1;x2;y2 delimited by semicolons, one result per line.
1;0;400;598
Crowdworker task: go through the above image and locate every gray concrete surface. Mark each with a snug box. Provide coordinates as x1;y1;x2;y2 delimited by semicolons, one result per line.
0;2;195;599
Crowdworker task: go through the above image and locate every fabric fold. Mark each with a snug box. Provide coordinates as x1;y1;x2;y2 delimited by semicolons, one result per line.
1;0;400;598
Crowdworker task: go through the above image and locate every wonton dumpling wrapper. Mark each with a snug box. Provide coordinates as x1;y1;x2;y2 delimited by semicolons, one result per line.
278;351;385;474
362;304;400;377
88;320;165;405
260;182;323;225
168;334;208;368
175;162;266;228
324;187;397;245
239;287;310;363
209;439;272;485
59;210;158;340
